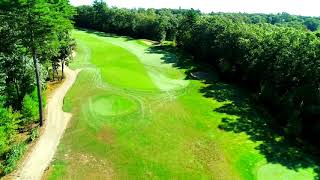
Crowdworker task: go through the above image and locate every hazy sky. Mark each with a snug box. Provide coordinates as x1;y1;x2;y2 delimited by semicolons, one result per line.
70;0;320;17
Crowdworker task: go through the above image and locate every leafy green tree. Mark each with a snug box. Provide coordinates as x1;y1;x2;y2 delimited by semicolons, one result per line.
74;5;95;29
0;0;74;126
0;53;35;109
21;90;39;124
92;0;108;31
304;17;320;31
0;100;20;154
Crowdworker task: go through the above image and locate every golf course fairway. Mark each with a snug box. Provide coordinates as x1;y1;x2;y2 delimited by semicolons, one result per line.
44;30;319;180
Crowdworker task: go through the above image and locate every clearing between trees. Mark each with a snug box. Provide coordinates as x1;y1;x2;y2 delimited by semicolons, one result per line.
43;30;318;179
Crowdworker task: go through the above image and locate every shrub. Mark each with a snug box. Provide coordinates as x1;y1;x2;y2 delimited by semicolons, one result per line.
0;104;20;155
21;88;46;125
0;127;9;155
21;94;38;124
30;127;40;142
3;143;26;175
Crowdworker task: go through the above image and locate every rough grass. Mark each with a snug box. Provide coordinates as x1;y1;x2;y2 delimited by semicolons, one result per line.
44;30;318;180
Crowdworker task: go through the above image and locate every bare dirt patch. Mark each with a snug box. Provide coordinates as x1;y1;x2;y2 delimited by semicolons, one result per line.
97;126;115;144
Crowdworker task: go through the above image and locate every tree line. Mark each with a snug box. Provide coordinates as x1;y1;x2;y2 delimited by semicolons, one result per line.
0;0;74;175
75;1;320;42
210;12;320;31
75;0;320;147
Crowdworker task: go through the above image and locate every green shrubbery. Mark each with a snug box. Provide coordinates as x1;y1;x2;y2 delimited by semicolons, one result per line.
21;92;39;125
0;89;46;175
21;89;46;125
0;103;22;175
0;104;20;154
30;127;40;142
0;100;26;174
2;143;26;175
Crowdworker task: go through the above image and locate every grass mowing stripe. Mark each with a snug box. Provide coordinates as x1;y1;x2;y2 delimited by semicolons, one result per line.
74;31;158;91
82;31;189;91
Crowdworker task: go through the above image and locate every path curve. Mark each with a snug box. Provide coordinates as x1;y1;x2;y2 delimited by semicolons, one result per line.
14;66;80;180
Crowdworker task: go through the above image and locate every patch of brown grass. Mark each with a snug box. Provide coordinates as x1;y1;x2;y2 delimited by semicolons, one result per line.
188;139;240;180
46;78;66;100
97;126;115;144
65;152;114;180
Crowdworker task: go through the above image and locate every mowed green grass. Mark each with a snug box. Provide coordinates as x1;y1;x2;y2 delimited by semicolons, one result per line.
45;30;317;180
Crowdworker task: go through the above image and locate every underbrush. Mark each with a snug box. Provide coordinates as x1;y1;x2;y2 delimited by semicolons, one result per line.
30;127;40;142
0;77;64;177
2;142;27;175
0;126;40;176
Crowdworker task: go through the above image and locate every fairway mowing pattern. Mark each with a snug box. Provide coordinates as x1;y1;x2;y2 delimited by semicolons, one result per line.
88;32;190;92
44;30;318;180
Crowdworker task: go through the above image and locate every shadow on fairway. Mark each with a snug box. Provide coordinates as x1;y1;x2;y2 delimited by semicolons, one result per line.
146;45;320;179
146;45;193;68
78;28;137;41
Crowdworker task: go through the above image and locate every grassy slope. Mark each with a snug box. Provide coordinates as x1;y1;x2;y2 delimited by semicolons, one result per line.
45;30;317;180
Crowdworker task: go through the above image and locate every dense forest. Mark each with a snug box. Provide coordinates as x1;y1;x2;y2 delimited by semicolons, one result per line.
74;1;320;147
0;0;74;174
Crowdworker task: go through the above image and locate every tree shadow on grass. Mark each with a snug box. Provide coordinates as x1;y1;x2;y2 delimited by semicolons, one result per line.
146;45;320;179
145;45;206;79
202;83;320;177
77;28;136;41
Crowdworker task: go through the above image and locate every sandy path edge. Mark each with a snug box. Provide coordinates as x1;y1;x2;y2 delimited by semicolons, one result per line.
11;66;80;180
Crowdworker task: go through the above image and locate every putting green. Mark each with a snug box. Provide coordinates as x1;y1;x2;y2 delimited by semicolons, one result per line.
89;94;139;117
257;164;315;180
45;30;318;180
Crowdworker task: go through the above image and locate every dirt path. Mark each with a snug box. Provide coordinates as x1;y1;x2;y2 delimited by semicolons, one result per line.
13;66;80;180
